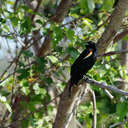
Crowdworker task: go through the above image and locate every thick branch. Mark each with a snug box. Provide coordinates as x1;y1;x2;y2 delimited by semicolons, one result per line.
53;82;88;128
113;29;128;43
97;0;128;55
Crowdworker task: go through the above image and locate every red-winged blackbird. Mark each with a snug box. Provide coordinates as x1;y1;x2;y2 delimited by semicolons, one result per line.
69;41;97;95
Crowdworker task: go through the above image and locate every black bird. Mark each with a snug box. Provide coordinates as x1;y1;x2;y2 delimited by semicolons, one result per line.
69;41;97;95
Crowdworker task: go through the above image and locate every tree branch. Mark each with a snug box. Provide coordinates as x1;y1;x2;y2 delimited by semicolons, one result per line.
109;117;128;128
86;78;128;96
13;0;18;11
98;49;128;57
88;89;97;128
53;82;88;128
113;29;128;43
104;89;114;100
97;0;128;55
30;0;42;21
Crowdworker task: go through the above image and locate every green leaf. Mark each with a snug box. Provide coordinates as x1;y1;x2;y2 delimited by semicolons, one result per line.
5;103;12;113
87;0;95;13
33;83;47;95
34;57;46;73
80;0;87;9
35;19;43;25
7;1;14;5
123;34;128;40
47;55;58;63
51;24;63;48
3;25;10;32
103;0;113;10
21;50;33;58
30;95;42;102
45;77;53;85
65;29;75;42
43;28;49;35
18;61;25;67
20;5;30;11
29;103;36;112
66;47;79;59
20;16;32;34
17;68;30;80
33;84;40;95
21;87;30;95
82;18;93;29
0;17;6;24
116;102;128;120
80;0;95;13
21;80;29;87
21;120;29;128
10;16;19;27
33;83;39;90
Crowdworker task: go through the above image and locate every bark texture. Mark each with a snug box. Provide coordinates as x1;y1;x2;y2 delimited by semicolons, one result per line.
118;40;128;90
97;0;128;55
53;82;88;128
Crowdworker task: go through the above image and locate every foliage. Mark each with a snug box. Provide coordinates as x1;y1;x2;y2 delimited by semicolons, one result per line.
0;0;128;128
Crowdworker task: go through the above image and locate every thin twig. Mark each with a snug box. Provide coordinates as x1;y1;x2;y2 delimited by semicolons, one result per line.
0;61;14;79
88;88;97;128
98;49;128;57
109;117;128;128
104;89;114;99
65;84;88;128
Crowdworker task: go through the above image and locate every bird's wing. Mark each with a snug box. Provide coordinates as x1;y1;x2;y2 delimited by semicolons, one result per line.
71;49;90;72
71;49;90;67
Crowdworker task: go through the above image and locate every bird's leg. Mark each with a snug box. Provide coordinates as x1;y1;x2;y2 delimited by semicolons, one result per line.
83;76;88;81
83;75;91;81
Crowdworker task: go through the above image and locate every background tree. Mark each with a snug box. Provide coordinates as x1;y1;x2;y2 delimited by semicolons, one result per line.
0;0;128;128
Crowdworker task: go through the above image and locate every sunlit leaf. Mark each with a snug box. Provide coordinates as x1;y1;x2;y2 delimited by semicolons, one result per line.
5;103;12;113
47;55;58;63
